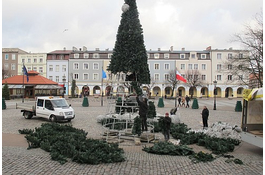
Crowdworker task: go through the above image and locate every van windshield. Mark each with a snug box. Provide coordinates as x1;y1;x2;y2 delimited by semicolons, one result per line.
51;99;69;108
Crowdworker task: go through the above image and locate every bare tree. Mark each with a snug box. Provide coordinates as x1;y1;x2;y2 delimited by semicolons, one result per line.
166;70;180;97
227;11;263;87
2;70;11;80
185;69;203;98
144;76;156;98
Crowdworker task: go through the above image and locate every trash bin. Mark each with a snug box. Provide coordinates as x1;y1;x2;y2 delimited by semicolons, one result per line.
192;98;199;109
2;98;6;110
82;97;89;107
157;97;164;108
235;101;242;112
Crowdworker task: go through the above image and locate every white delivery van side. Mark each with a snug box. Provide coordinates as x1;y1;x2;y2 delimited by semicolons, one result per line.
17;96;75;122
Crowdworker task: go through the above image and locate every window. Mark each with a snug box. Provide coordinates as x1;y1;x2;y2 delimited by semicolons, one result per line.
33;58;37;63
181;74;185;79
12;54;16;60
180;54;185;59
93;73;99;80
11;64;16;70
45;100;53;110
56;65;59;72
147;54;150;59
39;58;43;63
181;64;185;70
217;75;222;80
74;54;79;58
217;53;222;59
33;67;37;71
37;99;44;107
202;64;206;70
93;63;99;70
27;67;32;71
108;54;112;59
238;65;242;70
49;76;53;80
39;67;43;73
154;53;159;59
188;64;192;70
188;75;193;79
62;65;66;72
164;54;169;59
228;75;232;80
5;54;8;60
191;54;195;59
154;74;159;81
93;53;99;58
84;73;89;80
217;64;222;70
22;59;25;63
194;64;198;70
56;76;59;82
164;64;169;70
154;64;159;70
201;54;206;59
165;74;169;80
74;63;79;70
228;64;232;70
202;75;206;80
74;73;79;80
83;63;89;70
52;55;56;60
239;75;243;80
49;65;53;71
228;53;232;59
28;59;31;63
59;55;64;60
194;75;199;80
239;53;243;58
4;63;9;69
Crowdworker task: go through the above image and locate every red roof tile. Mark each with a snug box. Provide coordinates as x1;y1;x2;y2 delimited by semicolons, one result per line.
2;72;58;85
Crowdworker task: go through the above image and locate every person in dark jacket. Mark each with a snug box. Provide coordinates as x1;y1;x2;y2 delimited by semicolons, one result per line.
201;106;209;129
136;96;148;131
163;112;172;141
185;95;190;108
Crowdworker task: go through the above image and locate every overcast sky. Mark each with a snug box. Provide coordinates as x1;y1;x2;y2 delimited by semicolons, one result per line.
2;0;263;53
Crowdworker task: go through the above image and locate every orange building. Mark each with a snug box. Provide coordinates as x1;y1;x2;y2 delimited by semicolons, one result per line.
2;71;63;99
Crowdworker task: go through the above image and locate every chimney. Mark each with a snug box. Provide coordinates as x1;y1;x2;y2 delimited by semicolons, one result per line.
158;48;161;51
63;47;66;51
229;47;233;50
95;48;99;51
170;46;173;52
181;48;185;51
79;48;82;51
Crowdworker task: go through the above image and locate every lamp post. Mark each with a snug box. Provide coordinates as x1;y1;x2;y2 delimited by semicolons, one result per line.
62;74;66;98
162;84;164;98
213;80;217;110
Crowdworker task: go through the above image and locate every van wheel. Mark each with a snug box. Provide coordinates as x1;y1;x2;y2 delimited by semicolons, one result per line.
24;112;33;119
50;115;57;122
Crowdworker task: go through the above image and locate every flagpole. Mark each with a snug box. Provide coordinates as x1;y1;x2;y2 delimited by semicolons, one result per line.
101;66;103;106
22;62;24;103
175;66;177;107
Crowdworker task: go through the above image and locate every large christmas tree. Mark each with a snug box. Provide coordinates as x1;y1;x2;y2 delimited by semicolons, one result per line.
108;0;150;95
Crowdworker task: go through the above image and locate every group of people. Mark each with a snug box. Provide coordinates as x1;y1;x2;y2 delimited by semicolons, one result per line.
177;95;190;108
136;94;209;142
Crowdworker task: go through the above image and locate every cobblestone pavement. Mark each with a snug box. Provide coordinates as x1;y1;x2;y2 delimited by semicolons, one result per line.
2;97;263;175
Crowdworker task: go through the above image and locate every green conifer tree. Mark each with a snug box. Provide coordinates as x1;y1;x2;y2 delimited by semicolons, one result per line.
2;83;10;100
108;0;150;95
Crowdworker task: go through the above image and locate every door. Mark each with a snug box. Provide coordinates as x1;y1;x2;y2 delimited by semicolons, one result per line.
35;99;45;117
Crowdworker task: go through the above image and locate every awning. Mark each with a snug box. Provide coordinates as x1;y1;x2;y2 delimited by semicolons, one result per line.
35;85;63;89
2;85;24;89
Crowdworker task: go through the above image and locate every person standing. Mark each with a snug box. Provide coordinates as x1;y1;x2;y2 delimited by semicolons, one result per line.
181;96;185;107
163;113;172;141
201;106;209;129
136;96;148;132
185;95;190;108
178;96;182;107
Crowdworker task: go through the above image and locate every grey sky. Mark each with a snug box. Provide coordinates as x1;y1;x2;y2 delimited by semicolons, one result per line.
2;0;263;53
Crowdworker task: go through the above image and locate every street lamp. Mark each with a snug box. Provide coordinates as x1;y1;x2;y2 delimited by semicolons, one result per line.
162;84;164;98
62;74;66;98
213;80;217;110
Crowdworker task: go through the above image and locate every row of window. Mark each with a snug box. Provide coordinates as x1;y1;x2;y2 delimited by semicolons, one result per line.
49;65;67;72
4;54;16;60
180;64;207;70
21;58;44;63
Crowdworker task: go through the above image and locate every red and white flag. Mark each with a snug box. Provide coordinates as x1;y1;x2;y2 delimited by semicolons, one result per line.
176;70;187;83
